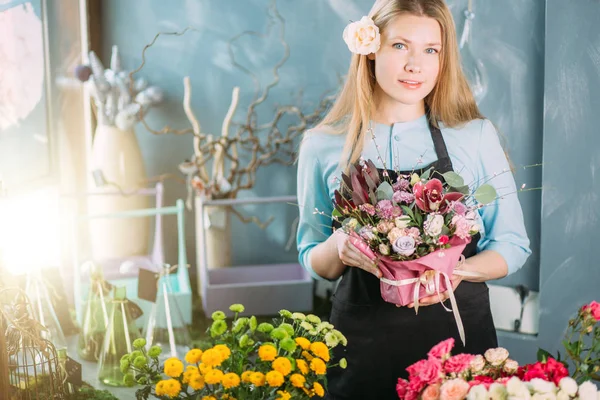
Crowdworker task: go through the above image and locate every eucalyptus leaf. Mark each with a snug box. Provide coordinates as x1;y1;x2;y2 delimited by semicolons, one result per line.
451;185;471;195
442;171;465;188
474;184;497;204
376;181;394;201
420;167;432;181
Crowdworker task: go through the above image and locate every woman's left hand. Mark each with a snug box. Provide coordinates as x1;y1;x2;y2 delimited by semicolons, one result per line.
406;273;464;308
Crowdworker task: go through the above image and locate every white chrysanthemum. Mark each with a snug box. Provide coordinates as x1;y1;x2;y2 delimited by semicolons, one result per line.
489;383;508;400
300;321;314;331
529;378;557;394
324;331;339;348
555;389;570;400
558;377;578;397
291;312;306;321
507;377;531;399
467;384;488;400
531;393;556;400
578;381;598;400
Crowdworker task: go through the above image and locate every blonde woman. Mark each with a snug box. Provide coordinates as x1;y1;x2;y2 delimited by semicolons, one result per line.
296;0;531;398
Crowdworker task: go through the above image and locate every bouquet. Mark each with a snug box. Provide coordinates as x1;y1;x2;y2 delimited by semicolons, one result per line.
119;304;347;400
332;159;498;342
396;301;600;400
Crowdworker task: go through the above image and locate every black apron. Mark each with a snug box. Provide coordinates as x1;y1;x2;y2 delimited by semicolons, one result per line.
325;118;497;400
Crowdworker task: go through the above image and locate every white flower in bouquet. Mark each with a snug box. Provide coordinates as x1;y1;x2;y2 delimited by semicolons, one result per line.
485;347;510;366
467;385;489;400
531;393;557;400
392;236;416;256
470;354;486;372
529;378;557;394
504;359;519;374
507;377;531;399
489;382;508;400
379;243;391;255
556;390;570;400
558;377;578;397
424;213;444;236
394;215;411;229
578;381;598;400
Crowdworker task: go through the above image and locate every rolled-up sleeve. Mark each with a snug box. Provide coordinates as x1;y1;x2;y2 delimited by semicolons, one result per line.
296;133;334;281
476;119;532;275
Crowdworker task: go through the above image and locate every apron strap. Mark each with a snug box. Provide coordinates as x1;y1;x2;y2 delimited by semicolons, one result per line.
427;117;454;173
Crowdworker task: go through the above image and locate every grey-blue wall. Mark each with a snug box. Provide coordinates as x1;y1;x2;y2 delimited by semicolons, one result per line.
99;0;599;364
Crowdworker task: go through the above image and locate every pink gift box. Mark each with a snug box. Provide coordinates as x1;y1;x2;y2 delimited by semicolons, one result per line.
349;232;471;306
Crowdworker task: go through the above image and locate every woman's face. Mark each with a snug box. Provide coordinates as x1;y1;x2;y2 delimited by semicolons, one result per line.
369;14;442;107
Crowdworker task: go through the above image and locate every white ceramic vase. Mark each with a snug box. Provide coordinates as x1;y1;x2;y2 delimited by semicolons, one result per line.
87;124;150;260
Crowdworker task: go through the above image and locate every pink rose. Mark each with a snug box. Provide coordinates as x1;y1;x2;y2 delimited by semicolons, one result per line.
422;384;442;400
417;358;444;384
396;378;409;399
428;338;455;360
582;301;600;321
444;354;475;374
451;215;471;240
440;379;470;400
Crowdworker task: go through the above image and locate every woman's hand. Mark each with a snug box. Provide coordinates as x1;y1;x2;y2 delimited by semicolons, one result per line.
407;273;464;308
334;229;381;278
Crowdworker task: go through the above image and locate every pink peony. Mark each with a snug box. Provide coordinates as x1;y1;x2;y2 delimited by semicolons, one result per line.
422;383;442;400
428;338;455;360
451;215;471;239
444;354;475;374
440;379;470;400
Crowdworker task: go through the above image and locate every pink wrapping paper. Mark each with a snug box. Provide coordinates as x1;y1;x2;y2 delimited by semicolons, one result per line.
349;232;471;306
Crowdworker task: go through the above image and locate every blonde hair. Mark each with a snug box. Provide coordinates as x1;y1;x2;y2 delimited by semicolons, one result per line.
312;0;484;170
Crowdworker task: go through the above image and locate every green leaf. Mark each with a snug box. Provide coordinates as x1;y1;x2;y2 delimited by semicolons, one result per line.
420;167;432;181
537;348;553;363
401;205;415;220
376;181;394;201
414;210;423;226
474;184;497;204
332;208;342;218
451;185;471;195
442;171;465;188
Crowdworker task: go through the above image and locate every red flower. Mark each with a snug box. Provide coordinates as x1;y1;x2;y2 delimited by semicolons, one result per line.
469;375;494;389
427;338;455;360
414;179;463;213
438;235;449;245
396;378;409;399
518;358;568;386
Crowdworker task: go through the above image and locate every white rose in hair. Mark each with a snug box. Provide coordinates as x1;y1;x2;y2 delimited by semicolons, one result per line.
558;377;578;397
342;16;381;55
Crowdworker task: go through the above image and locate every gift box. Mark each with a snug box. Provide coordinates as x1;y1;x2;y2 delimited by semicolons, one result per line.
349;232;470;306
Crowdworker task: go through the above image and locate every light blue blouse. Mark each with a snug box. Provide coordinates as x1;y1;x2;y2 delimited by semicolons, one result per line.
295;114;532;281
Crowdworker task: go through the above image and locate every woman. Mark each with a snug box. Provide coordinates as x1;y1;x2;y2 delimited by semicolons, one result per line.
296;0;531;399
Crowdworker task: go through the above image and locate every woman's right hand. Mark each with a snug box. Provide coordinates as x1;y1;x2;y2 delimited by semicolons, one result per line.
333;229;381;278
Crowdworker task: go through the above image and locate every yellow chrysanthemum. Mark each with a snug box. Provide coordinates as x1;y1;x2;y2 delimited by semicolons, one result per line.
186;365;199;372
302;350;314;361
182;369;196;384
313;382;325;397
201;349;223;368
310;342;330;362
213;344;232;362
276;390;292;400
250;372;266;387
266;370;285;387
185;349;203;364
310;358;327;375
221;372;241;389
155;379;181;398
272;357;292;376
258;344;277;361
199;363;212;375
295;337;311;350
189;372;205;390
290;373;306;388
296;359;309;375
241;370;253;383
202;397;217;400
222;395;237;400
204;368;224;385
163;358;184;378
